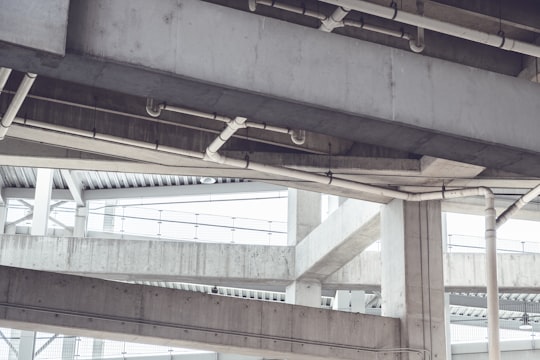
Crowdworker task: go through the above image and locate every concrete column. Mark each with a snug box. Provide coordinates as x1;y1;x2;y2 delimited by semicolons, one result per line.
333;290;366;313
350;290;366;313
287;189;322;307
18;331;36;360
73;204;88;237
31;168;54;236
287;189;321;245
0;201;7;234
285;279;321;307
92;338;104;358
103;200;117;233
381;200;447;360
61;336;77;360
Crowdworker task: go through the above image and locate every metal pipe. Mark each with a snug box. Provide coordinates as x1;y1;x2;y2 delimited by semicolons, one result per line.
322;0;540;58
250;0;327;21
344;19;413;40
205;117;247;162
0;73;37;140
485;193;500;360
147;100;306;145
496;183;540;229
0;67;12;95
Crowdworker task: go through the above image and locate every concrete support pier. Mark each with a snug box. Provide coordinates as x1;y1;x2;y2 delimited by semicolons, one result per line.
381;200;447;359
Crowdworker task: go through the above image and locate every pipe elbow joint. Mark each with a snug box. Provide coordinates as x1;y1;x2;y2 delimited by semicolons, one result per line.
248;0;257;11
146;98;163;117
204;149;224;164
290;129;306;145
409;38;425;53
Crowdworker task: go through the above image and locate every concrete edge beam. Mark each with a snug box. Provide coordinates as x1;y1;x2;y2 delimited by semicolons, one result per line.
0;266;401;360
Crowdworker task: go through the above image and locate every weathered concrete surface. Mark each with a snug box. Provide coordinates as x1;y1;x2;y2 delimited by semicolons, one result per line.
0;235;294;285
381;200;447;360
295;199;380;280
2;235;538;291
0;1;540;176
0;266;401;360
0;0;69;55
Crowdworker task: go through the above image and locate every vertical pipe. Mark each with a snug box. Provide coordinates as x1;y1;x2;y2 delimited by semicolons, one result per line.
485;193;500;360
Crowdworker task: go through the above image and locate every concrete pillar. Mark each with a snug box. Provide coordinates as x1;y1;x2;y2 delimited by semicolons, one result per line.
61;336;77;360
18;331;36;360
31;168;54;236
350;290;366;313
285;279;321;307
103;200;117;233
287;189;322;306
381;200;447;360
333;290;366;313
92;338;104;358
0;202;7;234
73;204;88;237
287;189;321;245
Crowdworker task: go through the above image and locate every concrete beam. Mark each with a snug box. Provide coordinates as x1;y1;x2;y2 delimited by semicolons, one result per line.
0;0;69;55
294;200;380;280
0;266;401;360
1;1;540;176
0;235;294;285
2;234;538;292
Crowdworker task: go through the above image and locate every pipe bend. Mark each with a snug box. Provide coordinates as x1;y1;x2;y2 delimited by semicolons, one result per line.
290;129;306;145
409;38;425;53
146;98;163;117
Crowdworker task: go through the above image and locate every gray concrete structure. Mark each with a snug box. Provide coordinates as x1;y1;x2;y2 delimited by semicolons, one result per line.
1;0;540;359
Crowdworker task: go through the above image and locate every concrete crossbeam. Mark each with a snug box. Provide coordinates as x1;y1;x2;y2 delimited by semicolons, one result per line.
0;266;401;360
294;199;381;280
0;235;294;285
0;1;540;175
2;235;538;291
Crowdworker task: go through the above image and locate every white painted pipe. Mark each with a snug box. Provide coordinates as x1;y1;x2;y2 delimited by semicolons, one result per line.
147;99;306;145
251;0;327;20
0;73;37;140
319;6;350;32
0;67;12;94
205;117;247;162
496;183;540;229
321;0;540;58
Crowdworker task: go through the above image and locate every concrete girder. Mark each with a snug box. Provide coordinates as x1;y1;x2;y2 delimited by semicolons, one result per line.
2;235;540;292
0;1;539;176
294;199;381;280
0;266;402;360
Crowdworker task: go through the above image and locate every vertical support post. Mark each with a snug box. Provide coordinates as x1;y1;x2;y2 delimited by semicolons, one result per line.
0;200;7;234
18;331;36;360
92;339;105;359
350;290;366;313
381;199;447;360
73;204;88;237
287;189;321;245
61;336;77;360
31;168;54;236
103;200;117;233
287;189;322;306
441;212;452;359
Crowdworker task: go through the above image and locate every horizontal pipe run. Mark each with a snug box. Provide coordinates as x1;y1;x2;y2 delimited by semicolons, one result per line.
0;73;37;140
12;118;203;159
343;20;412;40
0;67;12;94
254;0;327;20
322;0;540;58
